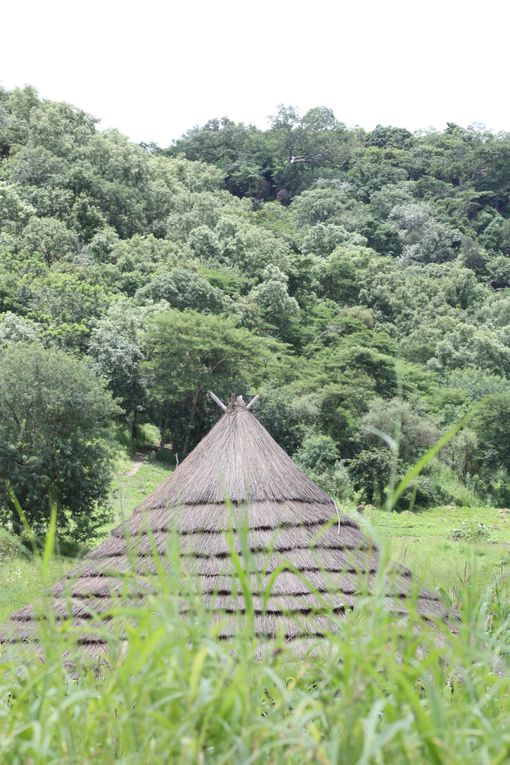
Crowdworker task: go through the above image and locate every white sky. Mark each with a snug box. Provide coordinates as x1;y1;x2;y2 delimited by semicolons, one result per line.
1;0;508;146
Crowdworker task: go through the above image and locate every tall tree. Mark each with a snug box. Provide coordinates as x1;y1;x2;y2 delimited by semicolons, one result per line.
145;310;285;455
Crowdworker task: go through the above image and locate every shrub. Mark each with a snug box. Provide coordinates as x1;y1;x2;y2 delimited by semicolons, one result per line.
294;434;353;499
449;520;493;542
0;527;29;562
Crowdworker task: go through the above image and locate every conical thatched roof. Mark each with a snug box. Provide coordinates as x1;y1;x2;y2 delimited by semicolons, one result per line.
0;395;446;658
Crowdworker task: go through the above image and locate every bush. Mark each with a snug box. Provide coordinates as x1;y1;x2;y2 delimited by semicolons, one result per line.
399;466;481;510
294;434;353;499
304;461;353;500
0;527;29;562
449;520;493;542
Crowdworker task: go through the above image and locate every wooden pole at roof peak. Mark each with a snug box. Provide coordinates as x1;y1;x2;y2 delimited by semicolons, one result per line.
207;390;227;411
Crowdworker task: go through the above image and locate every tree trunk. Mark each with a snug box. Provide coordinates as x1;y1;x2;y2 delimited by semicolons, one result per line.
11;501;24;537
182;389;200;457
131;406;139;442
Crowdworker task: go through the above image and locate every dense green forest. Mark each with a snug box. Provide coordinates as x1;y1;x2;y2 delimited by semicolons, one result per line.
1;86;510;539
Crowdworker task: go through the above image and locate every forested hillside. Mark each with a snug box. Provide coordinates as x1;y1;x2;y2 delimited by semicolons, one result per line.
1;87;510;538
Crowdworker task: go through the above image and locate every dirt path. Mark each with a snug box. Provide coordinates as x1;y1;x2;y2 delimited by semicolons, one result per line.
124;453;146;477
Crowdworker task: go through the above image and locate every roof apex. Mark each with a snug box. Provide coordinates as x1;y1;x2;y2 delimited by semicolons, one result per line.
140;393;332;507
226;394;247;411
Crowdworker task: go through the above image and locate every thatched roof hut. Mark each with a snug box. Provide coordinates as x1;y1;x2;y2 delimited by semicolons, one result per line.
0;395;445;658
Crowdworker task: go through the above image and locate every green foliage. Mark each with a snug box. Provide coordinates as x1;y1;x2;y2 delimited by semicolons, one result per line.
473;393;510;474
0;527;29;562
449;519;493;542
317;244;375;305
19;216;77;266
0;182;34;233
0;311;41;347
349;447;400;504
0;343;118;539
471;393;510;504
294;433;352;498
255;384;319;454
357;397;439;464
88;299;160;438
242;265;300;342
135;266;231;313
21;271;111;349
145;310;286;455
294;432;339;473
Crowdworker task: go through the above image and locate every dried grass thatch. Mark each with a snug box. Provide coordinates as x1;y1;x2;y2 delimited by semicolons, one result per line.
0;395;447;657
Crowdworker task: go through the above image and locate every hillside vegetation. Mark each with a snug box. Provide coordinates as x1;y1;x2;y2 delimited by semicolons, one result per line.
1;87;510;540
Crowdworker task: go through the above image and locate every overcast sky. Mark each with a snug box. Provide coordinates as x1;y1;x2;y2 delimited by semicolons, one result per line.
1;0;508;146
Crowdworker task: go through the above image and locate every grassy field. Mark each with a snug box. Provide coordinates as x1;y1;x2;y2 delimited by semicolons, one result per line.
367;505;510;601
107;451;171;525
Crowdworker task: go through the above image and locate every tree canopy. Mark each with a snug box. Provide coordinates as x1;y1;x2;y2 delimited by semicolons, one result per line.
0;343;118;541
